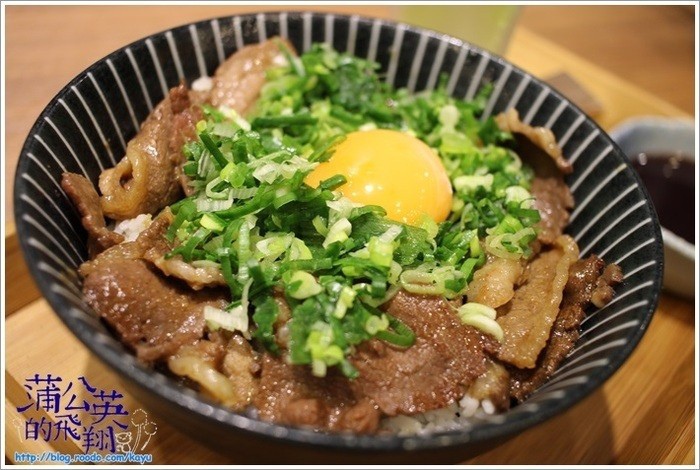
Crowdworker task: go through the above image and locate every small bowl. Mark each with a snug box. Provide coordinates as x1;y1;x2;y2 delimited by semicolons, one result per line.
14;11;663;463
609;117;695;299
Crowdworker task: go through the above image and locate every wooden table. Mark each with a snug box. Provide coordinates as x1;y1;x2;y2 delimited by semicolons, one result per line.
4;6;696;465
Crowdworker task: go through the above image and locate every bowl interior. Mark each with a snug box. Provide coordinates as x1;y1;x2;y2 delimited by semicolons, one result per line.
14;11;663;452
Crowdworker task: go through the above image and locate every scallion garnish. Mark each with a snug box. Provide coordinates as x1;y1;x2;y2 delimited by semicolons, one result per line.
164;43;541;379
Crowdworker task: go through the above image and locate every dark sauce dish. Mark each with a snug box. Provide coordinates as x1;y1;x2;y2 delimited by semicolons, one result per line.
632;152;694;244
610;117;695;300
14;12;663;463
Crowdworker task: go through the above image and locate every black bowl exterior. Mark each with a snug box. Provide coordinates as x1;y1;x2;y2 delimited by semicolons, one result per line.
14;11;663;458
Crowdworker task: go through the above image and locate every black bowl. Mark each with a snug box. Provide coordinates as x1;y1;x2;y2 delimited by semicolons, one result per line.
14;11;663;463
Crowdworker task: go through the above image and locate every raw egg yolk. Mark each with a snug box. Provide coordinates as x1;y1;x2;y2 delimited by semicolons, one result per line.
305;129;453;226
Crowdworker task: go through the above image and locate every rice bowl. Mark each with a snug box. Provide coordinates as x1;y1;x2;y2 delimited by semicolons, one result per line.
13;12;662;460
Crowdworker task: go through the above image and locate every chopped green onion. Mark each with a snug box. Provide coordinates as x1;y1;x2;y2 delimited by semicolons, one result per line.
367;237;394;267
399;266;466;298
319;174;347;191
333;285;357;319
166;199;196;242
204;305;248;334
374;313;415;348
378;225;403;243
199;132;229;168
458;302;497;320
505;185;533;207
220;105;252;131
485;227;536;259
195;194;234;212
364;314;389;335
281;258;334;272
205;177;229;200
285;271;323;299
439;104;460;130
164;43;541;379
174;227;211;262
252;113;318;129
307;133;346;163
200;213;227;233
256;233;293;260
419;215;439;240
323;218;352;247
288;238;313;260
252;296;280;353
236;216;256;281
312;215;328;236
453;174;494;192
457;302;503;342
305;321;344;377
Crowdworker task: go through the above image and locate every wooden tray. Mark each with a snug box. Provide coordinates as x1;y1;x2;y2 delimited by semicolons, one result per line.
5;26;695;464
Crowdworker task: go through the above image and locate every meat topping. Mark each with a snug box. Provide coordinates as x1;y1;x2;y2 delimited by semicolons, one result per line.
61;172;124;256
350;291;498;416
496;235;579;369
509;255;622;401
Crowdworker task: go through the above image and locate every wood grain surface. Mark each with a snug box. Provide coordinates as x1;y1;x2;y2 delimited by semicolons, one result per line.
518;5;695;116
3;4;697;466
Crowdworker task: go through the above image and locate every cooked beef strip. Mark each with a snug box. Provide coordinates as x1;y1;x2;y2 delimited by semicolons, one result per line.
495;109;574;245
496;235;579;369
495;108;572;174
118;208;228;290
531;176;575;246
253;290;500;431
517;133;574;246
144;248;226;290
80;210;226;362
78;209;173;278
154;257;226;290
350;291;499;416
61;172;124;257
168;334;258;410
509;255;622;401
97;39;289;216
591;263;624;308
171;87;204;197
83;258;226;362
221;334;261;396
98;84;197;219
208;38;290;115
253;354;380;433
170;84;195;114
467;358;511;412
467;255;525;309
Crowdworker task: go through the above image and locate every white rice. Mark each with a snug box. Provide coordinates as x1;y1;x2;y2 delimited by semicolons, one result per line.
192;76;213;92
381;394;497;436
113;213;152;241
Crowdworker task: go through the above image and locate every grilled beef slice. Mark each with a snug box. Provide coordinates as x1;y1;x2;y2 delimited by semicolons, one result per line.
80;212;227;362
61;172;124;257
509;255;623;401
350;291;500;416
98;84;199;219
254;354;380;434
208;38;290;115
496;235;579;369
495;108;574;245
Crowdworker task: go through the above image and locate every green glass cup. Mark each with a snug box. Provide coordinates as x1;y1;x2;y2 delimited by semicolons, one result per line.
396;5;521;55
